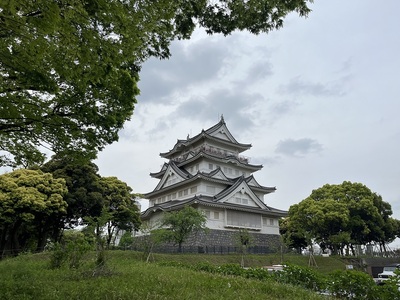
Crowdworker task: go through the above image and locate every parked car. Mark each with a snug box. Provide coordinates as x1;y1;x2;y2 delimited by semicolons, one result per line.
375;264;400;285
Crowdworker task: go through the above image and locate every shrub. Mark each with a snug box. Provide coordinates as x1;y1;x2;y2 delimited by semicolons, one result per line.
193;261;217;273
327;270;379;299
48;230;92;269
216;264;244;276
244;267;273;281
275;264;326;292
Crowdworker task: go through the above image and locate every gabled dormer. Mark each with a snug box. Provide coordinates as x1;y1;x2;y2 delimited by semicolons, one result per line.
152;162;190;192
214;177;270;210
205;167;230;181
149;162;169;179
245;175;276;194
204;115;240;144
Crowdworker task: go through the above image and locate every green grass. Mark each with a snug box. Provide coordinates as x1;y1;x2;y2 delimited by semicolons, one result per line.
0;251;333;300
148;251;347;274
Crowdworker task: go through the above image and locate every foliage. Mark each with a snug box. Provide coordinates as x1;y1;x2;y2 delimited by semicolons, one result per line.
283;181;399;255
48;230;92;269
118;231;134;249
279;217;309;253
98;176;141;248
41;156;104;227
327;270;380;299
0;0;312;167
381;268;400;299
276;264;327;292
0;251;324;300
0;169;67;256
160;205;207;252
41;158;141;248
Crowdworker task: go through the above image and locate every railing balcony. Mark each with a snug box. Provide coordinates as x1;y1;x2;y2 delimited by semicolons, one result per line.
171;146;250;164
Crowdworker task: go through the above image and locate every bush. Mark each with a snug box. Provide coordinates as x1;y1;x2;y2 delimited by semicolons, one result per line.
48;230;92;269
216;264;244;276
327;270;379;299
275;264;326;292
192;261;217;273
244;267;273;281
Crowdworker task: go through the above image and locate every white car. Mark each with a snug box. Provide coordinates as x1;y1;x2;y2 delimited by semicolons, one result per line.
376;264;400;285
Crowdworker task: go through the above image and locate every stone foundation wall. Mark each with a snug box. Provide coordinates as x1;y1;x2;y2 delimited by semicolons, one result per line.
134;229;282;254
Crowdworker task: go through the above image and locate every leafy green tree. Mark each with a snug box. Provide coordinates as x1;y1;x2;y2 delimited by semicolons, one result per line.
98;176;141;248
279;217;308;254
284;181;399;255
118;231;134;250
161;205;207;252
0;0;312;167
41;156;104;228
0;169;67;256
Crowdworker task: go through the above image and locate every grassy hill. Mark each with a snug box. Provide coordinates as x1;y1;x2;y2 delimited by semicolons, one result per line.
0;251;336;300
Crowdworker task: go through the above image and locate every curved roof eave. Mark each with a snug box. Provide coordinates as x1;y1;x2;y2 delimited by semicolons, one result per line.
141;195;288;220
160;127;251;158
177;150;262;171
144;172;232;198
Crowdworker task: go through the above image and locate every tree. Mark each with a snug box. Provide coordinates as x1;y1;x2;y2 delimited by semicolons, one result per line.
98;176;141;248
284;181;399;256
0;169;67;256
136;221;166;262
235;228;253;267
41;156;104;228
41;157;141;247
161;205;207;252
0;0;312;167
279;217;308;254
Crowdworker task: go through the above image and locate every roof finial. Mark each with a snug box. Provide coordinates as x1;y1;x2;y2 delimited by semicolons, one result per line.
220;114;224;123
187;134;189;140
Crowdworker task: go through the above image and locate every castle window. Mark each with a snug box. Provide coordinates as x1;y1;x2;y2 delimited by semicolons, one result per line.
178;191;183;197
234;193;249;205
171;193;176;199
183;189;188;195
226;210;261;229
262;217;268;226
214;212;220;219
190;186;197;194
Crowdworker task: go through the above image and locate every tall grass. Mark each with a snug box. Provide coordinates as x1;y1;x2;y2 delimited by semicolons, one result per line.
0;251;326;300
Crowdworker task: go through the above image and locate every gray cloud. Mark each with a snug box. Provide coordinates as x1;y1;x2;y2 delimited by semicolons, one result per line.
244;60;274;82
269;100;298;117
278;76;347;97
275;138;323;157
170;88;265;133
138;40;228;104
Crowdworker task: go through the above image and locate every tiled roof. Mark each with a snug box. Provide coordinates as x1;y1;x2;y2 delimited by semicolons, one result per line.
160;118;251;158
141;194;287;220
174;149;262;171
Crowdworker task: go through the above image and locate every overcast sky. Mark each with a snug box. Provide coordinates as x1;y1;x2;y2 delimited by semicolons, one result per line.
95;0;400;233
